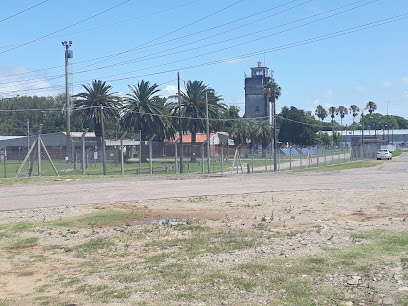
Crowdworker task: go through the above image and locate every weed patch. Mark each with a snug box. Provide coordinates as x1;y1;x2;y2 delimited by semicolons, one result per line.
52;210;143;228
9;237;38;249
75;238;114;258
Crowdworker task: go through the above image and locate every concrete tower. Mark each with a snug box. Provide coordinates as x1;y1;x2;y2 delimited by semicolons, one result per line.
244;61;274;119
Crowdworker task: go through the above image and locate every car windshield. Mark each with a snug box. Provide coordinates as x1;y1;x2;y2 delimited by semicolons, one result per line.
379;150;388;152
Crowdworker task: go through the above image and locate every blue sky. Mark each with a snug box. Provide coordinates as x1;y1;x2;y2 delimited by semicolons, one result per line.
0;0;407;125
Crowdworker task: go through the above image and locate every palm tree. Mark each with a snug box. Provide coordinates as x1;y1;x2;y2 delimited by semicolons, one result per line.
73;80;121;139
251;120;273;157
121;80;173;141
328;106;338;124
175;80;226;143
366;101;377;114
328;106;338;146
315;105;328;121
229;119;250;145
349;105;360;134
337;106;348;126
263;80;281;103
263;81;281;159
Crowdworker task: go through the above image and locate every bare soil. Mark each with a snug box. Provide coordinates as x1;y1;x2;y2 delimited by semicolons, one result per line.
0;155;408;305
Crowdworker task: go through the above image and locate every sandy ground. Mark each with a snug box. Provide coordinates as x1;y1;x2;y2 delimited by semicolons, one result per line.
0;154;407;305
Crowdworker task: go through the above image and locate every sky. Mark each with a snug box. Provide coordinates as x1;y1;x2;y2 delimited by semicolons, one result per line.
0;0;407;126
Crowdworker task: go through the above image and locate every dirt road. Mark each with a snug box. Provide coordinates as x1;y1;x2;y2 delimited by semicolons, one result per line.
1;154;407;211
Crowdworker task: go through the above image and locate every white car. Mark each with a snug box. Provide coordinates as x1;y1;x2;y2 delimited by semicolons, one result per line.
376;149;392;160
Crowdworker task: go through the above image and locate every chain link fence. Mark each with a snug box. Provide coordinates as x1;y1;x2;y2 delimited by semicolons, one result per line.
0;134;386;178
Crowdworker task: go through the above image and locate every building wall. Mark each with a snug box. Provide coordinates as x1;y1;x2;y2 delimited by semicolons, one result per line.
244;69;272;119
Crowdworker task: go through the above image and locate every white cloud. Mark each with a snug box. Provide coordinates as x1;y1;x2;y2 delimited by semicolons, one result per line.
160;85;177;98
382;81;392;88
0;65;58;97
402;76;408;85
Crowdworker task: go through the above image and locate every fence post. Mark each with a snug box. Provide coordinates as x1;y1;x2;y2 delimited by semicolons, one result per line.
289;147;292;170
221;145;224;175
2;148;6;178
201;143;205;174
344;147;346;163
331;147;334;164
119;132;127;176
300;149;302;168
81;130;88;176
265;149;267;172
324;146;327;166
174;139;179;174
316;146;319;168
149;135;156;175
37;132;42;177
338;148;341;164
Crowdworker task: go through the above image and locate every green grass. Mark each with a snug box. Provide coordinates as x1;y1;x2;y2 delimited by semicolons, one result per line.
0;221;37;238
146;231;260;258
9;237;38;249
301;159;383;171
75;238;114;258
52;210;143;227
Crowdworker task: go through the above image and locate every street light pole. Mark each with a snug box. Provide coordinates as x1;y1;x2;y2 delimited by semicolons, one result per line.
62;41;72;161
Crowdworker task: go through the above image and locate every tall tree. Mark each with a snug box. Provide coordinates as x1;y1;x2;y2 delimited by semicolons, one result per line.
229;119;250;145
251;120;273;157
175;80;226;143
328;106;337;124
315;105;328;121
73;80;121;139
263;80;281;102
349;105;360;133
121;80;173;141
337;106;348;126
366;101;377;114
279;106;317;146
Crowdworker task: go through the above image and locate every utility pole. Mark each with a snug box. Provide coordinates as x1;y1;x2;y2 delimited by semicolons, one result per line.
100;106;106;175
273;88;277;172
361;112;365;158
62;41;73;161
27;119;30;170
178;72;183;173
205;91;211;174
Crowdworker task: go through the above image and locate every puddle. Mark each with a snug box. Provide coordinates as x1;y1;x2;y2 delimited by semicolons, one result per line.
135;217;193;225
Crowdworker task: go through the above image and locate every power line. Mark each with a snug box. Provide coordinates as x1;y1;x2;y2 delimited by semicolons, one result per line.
0;0;244;79
0;0;49;24
0;0;132;55
0;0;200;49
0;0;307;87
70;0;375;79
1;12;407;96
78;0;246;70
0;0;376;88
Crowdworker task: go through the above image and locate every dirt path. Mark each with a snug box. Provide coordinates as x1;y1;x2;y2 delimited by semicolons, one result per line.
0;154;407;305
0;154;407;212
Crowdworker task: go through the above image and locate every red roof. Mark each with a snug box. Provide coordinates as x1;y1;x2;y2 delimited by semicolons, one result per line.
170;133;216;143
